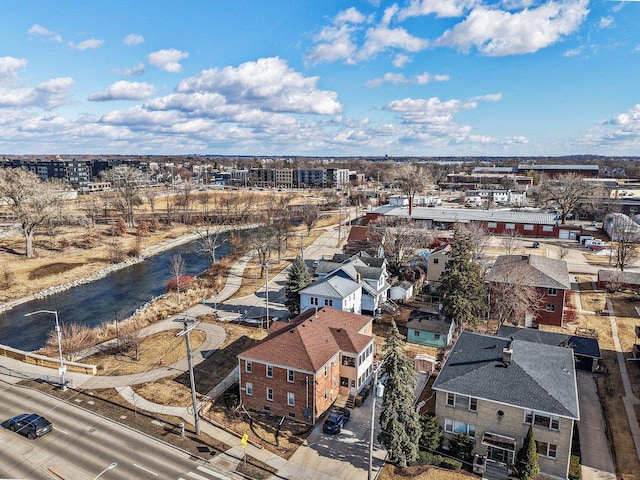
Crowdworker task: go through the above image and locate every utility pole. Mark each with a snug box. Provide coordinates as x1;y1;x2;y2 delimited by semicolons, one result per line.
338;199;343;246
262;262;271;332
369;361;385;480
175;310;200;435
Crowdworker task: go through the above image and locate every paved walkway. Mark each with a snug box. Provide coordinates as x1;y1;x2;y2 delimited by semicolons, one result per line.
0;224;350;480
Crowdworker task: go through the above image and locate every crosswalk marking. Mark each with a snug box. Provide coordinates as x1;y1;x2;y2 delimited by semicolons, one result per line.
196;465;231;479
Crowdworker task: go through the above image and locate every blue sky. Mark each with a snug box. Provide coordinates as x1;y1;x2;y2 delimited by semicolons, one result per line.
1;0;638;156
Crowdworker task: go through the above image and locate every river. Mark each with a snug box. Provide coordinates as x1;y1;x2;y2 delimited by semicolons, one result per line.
0;233;233;351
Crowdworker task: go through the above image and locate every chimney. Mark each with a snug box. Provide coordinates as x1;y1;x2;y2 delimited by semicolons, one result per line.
503;338;513;365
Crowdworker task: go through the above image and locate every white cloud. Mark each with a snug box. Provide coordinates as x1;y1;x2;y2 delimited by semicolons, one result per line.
148;49;189;72
0;57;28;82
579;104;640;152
123;34;144;46
176;57;342;115
68;39;104;51
334;7;367;24
398;0;478;20
384;97;477;124
88;81;157;101
360;24;429;60
366;71;449;87
436;0;590;56
0;77;73;109
564;46;583;57
123;63;146;76
28;24;62;43
470;93;503;101
393;54;411;68
599;16;614;28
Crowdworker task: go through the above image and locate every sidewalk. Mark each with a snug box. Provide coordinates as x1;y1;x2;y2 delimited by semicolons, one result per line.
1;224;349;480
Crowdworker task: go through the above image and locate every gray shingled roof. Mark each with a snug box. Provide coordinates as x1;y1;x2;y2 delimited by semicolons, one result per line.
486;255;571;290
371;205;557;225
498;326;601;359
300;276;361;299
432;331;579;419
598;269;640;286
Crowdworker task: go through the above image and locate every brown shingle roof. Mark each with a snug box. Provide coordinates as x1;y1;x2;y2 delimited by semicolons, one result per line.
238;308;373;372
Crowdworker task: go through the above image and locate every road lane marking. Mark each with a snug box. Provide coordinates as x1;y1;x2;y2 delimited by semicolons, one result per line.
54;427;69;435
133;464;158;476
196;465;230;479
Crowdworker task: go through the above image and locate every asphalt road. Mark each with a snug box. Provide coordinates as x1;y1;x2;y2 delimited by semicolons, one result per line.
0;382;232;480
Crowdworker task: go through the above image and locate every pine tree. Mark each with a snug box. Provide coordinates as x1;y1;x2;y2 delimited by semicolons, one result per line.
515;424;540;480
284;256;312;315
439;226;488;328
419;413;443;452
377;321;422;468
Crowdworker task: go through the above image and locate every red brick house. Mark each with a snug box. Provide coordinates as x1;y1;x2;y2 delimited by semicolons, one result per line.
485;255;571;327
237;308;375;424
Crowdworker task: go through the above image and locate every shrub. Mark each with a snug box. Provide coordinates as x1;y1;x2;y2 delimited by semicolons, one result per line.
419;452;462;470
114;217;127;236
165;275;195;292
448;433;475;463
569;455;581;480
136;221;150;237
0;265;17;290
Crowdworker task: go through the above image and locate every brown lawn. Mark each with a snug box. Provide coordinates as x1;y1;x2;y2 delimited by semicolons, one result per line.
83;329;206;376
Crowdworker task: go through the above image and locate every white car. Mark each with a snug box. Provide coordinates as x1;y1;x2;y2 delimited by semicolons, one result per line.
312;260;320;268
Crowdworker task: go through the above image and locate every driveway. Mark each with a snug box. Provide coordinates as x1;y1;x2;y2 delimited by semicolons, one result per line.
288;395;387;480
577;371;616;479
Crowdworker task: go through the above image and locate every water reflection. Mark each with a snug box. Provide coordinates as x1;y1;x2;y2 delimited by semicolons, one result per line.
0;234;232;351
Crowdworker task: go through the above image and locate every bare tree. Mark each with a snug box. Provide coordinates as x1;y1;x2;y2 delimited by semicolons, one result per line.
175;181;195;224
43;322;97;362
142;186;159;218
369;216;433;272
557;246;569;260
610;215;640;271
195;221;228;267
538;173;592;224
500;229;521;255
300;204;320;236
393;164;430;216
107;228;126;264
0;265;17;290
248;227;276;278
457;222;492;261
101;166;144;227
487;263;547;330
169;254;186;296
0;168;66;258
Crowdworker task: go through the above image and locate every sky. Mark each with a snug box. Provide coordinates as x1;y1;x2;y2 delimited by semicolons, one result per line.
0;0;639;157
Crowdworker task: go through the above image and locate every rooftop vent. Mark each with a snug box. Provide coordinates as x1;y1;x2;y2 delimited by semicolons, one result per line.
502;346;513;365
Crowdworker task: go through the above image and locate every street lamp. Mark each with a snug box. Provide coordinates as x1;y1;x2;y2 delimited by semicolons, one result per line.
24;310;66;391
93;462;117;479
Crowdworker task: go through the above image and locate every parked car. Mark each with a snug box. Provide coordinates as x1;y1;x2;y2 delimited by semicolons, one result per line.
323;407;351;434
312;260;320;268
532;242;540;248
7;414;53;439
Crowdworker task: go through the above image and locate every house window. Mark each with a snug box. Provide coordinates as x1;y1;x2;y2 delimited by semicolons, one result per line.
246;382;253;396
324;387;329;400
324;365;328;377
245;361;252;373
444;418;476;437
287;392;295;406
288;369;294;383
267;388;273;402
542;225;554;232
506;223;516;230
434;333;441;340
446;393;477;411
433;258;439;264
536;441;557;459
266;365;273;378
548;288;557;296
525;410;560;430
310;297;318;306
324;299;333;306
524;224;534;231
546;304;556;312
415;330;420;337
488;222;497;228
342;356;356;367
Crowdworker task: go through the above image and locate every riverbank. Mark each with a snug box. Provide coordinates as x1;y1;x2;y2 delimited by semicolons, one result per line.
0;224;255;315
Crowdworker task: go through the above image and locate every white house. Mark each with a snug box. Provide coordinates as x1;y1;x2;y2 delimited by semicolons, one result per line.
299;276;362;314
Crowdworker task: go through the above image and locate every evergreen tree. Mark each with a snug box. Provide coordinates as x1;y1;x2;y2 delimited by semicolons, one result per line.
515;424;540;480
439;226;488;328
284;256;312;315
377;321;422;468
448;433;475;462
419;413;443;452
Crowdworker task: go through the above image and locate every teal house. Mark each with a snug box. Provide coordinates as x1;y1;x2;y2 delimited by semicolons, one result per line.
406;313;455;348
